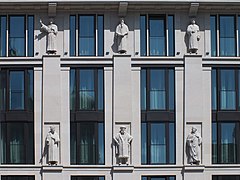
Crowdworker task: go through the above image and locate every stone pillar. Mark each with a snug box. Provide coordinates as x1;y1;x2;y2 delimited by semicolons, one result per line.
60;67;70;165
104;67;113;166
42;55;62;167
183;54;205;180
112;54;134;171
34;67;43;165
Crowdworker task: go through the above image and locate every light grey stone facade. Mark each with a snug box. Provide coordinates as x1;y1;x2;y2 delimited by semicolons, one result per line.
0;1;240;180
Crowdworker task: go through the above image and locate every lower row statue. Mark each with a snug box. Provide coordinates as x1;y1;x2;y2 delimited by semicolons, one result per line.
46;126;60;165
186;126;202;165
114;126;133;165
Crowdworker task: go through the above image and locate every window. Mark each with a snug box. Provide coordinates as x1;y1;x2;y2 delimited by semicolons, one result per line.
141;68;175;164
210;15;237;57
1;176;35;180
0;69;34;164
70;68;104;165
213;176;240;180
0;15;34;57
212;68;240;164
71;177;104;180
140;15;175;56
142;176;176;180
69;15;104;56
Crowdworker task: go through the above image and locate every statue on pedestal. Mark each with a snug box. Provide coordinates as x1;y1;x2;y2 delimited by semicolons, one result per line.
186;126;202;165
40;18;58;54
46;126;60;165
187;19;200;54
115;18;129;54
114;125;133;165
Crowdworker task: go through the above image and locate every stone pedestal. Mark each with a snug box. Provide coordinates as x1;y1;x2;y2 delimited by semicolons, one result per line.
42;165;63;180
112;166;134;180
183;165;205;180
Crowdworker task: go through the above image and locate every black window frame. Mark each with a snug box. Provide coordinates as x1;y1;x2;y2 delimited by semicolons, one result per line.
69;14;104;57
142;176;176;180
141;67;176;165
213;175;240;180
70;67;105;165
1;176;35;180
71;176;105;180
0;68;34;164
212;67;240;164
140;14;175;57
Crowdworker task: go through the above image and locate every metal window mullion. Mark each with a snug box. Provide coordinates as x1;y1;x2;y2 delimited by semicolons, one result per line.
217;15;220;57
26;15;28;57
146;14;149;56
236;15;239;56
217;122;221;163
24;69;27;111
6;15;8;57
166;14;169;56
96;14;98;56
95;122;98;164
94;69;98;112
166;122;170;164
76;15;79;56
147;122;151;164
76;69;80;110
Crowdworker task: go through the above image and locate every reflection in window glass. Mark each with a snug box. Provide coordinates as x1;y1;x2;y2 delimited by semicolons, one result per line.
70;69;76;111
27;70;33;111
149;16;166;56
169;123;175;163
212;122;217;163
141;69;147;110
219;16;236;56
98;69;103;110
220;123;236;163
168;15;174;56
0;70;6;110
150;69;166;110
212;69;217;110
150;123;166;163
220;70;236;110
141;122;147;164
27;16;34;57
1;176;35;180
0;16;6;57
97;15;104;56
70;15;76;56
140;15;147;56
9;71;24;110
70;122;104;165
79;70;95;110
79;15;95;56
9;16;25;57
169;69;175;110
210;15;217;57
142;177;176;180
213;175;240;180
71;177;105;180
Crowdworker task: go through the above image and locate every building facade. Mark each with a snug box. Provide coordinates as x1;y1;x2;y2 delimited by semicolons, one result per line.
0;0;240;180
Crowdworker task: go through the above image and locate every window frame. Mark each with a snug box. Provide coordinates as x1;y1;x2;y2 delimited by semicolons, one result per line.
69;14;104;57
140;14;175;57
141;67;176;165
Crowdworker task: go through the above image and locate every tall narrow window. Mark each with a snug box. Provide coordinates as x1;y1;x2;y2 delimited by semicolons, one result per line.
168;15;175;56
140;15;147;56
0;69;34;164
9;16;25;57
212;68;240;164
210;15;217;57
149;16;166;56
27;15;34;57
97;15;104;56
70;15;76;56
141;68;175;165
79;15;95;56
0;16;6;57
219;16;236;56
70;68;104;165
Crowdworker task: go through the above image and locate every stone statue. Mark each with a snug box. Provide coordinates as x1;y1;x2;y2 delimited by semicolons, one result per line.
46;126;60;165
115;18;129;54
114;125;133;165
40;18;58;54
186;126;202;165
187;19;200;54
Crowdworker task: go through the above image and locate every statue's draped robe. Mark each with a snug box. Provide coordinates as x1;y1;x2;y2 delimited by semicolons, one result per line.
187;24;200;51
41;23;58;53
186;132;201;163
46;131;60;163
115;23;129;53
115;132;133;158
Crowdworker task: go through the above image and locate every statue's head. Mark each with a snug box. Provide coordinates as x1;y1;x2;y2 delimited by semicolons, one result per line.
191;19;196;25
120;125;126;134
120;18;124;24
191;126;197;133
49;18;54;24
50;126;55;133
